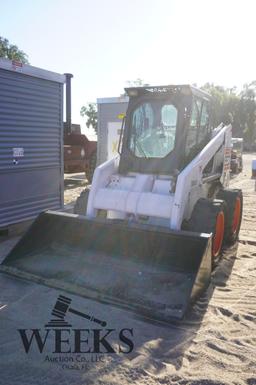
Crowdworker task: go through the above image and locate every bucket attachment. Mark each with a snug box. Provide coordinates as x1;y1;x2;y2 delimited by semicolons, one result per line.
1;211;212;322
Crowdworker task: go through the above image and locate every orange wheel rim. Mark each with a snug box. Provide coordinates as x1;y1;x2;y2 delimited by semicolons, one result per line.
232;197;241;235
213;211;225;257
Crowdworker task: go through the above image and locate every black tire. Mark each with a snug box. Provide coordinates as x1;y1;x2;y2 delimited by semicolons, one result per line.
74;188;90;215
86;152;97;184
231;161;239;174
238;158;243;172
185;198;227;268
217;189;243;244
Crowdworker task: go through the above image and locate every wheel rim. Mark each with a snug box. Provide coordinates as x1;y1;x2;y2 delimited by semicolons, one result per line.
213;211;225;257
232;197;241;235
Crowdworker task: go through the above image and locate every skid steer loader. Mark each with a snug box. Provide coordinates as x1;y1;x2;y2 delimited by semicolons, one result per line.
1;85;243;322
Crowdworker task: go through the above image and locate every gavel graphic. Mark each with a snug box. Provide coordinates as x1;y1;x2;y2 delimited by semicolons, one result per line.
45;295;107;328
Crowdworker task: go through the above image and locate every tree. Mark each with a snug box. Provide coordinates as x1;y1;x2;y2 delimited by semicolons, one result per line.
80;103;98;134
201;83;239;127
119;78;150;97
126;78;150;87
201;82;256;149
0;36;29;63
240;81;256;148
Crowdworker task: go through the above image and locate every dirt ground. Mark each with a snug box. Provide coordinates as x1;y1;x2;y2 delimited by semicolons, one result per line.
64;172;88;207
0;153;255;385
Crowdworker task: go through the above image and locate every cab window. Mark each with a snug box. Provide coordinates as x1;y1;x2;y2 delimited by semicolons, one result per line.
185;99;201;156
198;102;210;143
129;101;178;158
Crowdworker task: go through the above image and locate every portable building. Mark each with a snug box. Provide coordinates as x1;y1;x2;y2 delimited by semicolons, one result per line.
0;58;65;227
97;96;128;165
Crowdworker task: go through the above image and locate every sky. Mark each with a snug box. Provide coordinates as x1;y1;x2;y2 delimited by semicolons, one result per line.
1;0;256;135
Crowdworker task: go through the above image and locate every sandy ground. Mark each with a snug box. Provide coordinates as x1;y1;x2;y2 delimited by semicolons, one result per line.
0;154;255;385
64;172;87;206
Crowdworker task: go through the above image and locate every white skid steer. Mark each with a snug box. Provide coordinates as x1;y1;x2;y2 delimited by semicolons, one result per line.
1;85;243;322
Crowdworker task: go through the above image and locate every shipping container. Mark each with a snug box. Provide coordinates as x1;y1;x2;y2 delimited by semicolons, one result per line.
0;58;65;227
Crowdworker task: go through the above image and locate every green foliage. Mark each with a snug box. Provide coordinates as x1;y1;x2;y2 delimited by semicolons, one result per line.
118;79;150;97
126;78;150;87
201;83;256;149
0;36;29;64
80;103;98;134
240;82;256;146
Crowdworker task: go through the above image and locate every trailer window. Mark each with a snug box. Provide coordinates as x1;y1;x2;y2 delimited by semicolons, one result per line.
129;102;177;158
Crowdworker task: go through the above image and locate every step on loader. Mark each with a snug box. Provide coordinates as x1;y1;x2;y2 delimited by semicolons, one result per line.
1;85;243;322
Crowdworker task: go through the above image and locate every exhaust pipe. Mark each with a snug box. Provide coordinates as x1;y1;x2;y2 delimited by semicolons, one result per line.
64;73;73;134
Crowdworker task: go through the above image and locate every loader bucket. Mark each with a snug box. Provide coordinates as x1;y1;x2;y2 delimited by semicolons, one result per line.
1;211;212;322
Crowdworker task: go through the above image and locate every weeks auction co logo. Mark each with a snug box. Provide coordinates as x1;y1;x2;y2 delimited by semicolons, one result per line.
18;294;134;370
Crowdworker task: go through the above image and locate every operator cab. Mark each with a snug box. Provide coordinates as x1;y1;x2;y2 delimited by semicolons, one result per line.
119;85;212;176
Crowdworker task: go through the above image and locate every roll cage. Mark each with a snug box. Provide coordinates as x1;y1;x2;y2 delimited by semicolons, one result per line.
119;85;212;175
